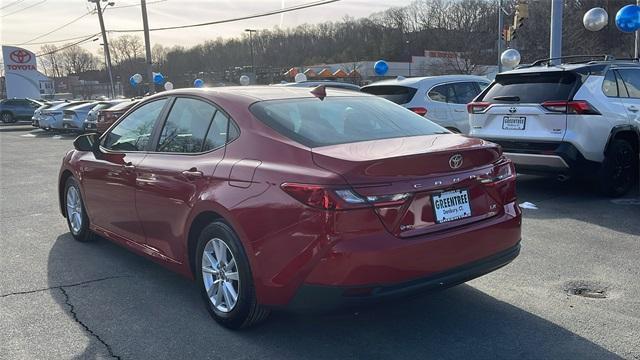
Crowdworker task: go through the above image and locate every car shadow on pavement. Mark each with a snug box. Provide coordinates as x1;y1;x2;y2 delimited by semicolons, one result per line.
47;233;622;360
516;175;640;236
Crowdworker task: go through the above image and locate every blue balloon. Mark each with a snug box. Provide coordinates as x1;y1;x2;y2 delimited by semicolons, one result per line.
153;72;165;85
194;78;204;88
129;76;137;87
374;60;389;76
616;4;640;33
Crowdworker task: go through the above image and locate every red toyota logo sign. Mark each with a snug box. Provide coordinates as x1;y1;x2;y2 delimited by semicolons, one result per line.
10;49;32;64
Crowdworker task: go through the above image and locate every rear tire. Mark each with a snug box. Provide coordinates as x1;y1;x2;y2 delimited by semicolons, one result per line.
195;221;270;329
598;139;638;197
64;177;94;242
1;112;13;123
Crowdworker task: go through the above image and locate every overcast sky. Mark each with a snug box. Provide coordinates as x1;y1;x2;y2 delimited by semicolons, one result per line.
1;0;413;57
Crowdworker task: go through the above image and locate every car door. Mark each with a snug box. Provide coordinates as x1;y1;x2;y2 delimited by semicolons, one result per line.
81;98;169;244
426;83;453;125
134;97;237;261
615;68;640;129
447;82;483;134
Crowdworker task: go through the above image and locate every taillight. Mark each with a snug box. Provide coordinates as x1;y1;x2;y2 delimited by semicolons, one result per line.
281;183;410;210
478;160;515;185
467;102;491;114
408;107;428;116
541;100;601;115
478;158;517;203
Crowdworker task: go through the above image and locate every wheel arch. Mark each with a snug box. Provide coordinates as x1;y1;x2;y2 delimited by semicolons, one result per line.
59;169;74;217
605;125;640;156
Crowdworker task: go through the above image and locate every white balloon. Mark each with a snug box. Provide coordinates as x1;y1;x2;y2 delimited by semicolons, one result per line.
294;73;307;83
132;73;143;84
239;75;250;86
583;7;608;32
501;49;521;68
164;81;174;90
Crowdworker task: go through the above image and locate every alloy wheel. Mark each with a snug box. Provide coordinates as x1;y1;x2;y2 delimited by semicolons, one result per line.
201;238;240;313
66;186;83;234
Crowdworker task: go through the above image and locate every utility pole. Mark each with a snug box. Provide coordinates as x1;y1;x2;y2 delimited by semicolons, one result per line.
141;0;154;94
636;0;639;58
497;0;504;72
91;0;115;98
550;0;563;65
245;29;257;76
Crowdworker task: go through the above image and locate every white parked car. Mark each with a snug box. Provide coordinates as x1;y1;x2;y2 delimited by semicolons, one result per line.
361;75;490;134
468;58;639;196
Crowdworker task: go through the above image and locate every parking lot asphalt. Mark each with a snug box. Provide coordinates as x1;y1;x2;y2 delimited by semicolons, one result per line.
0;124;638;360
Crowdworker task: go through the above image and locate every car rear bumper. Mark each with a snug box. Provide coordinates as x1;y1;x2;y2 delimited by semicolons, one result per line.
62;120;82;130
485;140;599;175
278;201;522;310
287;240;520;311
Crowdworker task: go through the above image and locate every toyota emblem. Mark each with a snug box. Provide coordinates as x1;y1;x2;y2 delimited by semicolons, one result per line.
449;154;463;169
509;107;517;113
9;49;31;64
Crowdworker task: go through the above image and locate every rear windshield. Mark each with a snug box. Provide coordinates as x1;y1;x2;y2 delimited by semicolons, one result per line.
360;85;417;105
479;71;580;103
250;96;447;147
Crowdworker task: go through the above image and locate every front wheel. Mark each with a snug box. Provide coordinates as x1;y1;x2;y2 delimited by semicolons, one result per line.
64;177;94;242
598;139;638;197
195;221;270;329
1;112;13;123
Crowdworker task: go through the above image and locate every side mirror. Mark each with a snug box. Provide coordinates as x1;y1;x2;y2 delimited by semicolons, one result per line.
73;133;99;152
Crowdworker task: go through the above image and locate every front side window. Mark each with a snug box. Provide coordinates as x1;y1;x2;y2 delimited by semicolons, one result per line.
250;96;447;148
102;99;168;151
157;98;217;153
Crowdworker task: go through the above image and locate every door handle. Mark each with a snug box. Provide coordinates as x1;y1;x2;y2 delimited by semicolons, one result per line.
628;105;639;112
123;162;135;170
182;168;203;179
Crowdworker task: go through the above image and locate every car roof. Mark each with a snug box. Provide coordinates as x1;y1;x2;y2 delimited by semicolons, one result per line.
275;81;361;90
149;86;368;105
364;75;490;88
68;102;98;110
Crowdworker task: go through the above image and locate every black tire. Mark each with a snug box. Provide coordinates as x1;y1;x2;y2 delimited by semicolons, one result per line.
1;112;13;123
598;139;638;197
195;221;270;329
64;177;94;242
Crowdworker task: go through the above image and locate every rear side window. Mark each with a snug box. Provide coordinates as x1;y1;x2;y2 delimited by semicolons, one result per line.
360;85;417;105
202;111;231;151
428;84;454;103
479;72;579;103
157;98;217;153
617;69;640;98
602;71;618;97
250;96;447;148
451;82;480;104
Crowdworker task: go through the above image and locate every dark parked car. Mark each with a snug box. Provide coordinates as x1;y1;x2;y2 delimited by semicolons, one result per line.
96;99;140;133
83;99;128;132
59;87;521;329
0;98;43;123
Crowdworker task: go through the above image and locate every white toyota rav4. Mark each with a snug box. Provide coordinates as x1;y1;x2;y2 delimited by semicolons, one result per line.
468;58;639;197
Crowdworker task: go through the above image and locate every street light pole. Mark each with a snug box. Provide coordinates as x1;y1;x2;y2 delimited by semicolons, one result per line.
550;0;563;65
141;0;154;94
91;0;115;98
636;0;639;58
245;29;256;75
497;0;504;73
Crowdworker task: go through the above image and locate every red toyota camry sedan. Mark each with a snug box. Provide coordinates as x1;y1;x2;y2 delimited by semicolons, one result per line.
59;86;521;329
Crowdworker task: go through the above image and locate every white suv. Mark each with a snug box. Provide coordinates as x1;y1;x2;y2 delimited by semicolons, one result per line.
469;58;639;196
362;75;490;134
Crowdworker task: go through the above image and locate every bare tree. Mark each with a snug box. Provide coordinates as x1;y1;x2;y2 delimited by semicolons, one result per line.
39;44;64;78
61;45;98;75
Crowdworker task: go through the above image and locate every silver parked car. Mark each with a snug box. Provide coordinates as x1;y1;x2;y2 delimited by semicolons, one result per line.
361;75;490;134
82;99;128;132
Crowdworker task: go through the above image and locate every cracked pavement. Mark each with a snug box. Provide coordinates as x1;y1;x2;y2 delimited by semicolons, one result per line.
1;125;639;359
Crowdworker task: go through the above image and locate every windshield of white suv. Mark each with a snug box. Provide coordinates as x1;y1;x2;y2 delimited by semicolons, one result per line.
480;71;580;104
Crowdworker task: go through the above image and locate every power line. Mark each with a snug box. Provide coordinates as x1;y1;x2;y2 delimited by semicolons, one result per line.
2;0;47;17
20;11;93;45
0;0;26;10
35;33;99;56
109;0;168;10
110;0;340;33
6;33;100;46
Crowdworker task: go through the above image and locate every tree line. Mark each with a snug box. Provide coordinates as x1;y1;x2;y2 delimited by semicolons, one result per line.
37;0;635;94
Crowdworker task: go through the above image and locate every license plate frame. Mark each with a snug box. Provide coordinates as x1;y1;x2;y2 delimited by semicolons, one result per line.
431;189;472;224
502;116;526;130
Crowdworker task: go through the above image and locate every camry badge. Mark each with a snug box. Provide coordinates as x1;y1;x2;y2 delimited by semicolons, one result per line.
449;154;463;169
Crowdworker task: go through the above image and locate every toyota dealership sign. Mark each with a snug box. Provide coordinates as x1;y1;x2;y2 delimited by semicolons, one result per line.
2;45;53;98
